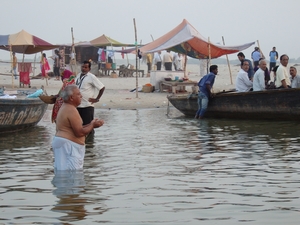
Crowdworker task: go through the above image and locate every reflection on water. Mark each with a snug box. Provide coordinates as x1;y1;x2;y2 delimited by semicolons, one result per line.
0;108;300;224
51;170;87;223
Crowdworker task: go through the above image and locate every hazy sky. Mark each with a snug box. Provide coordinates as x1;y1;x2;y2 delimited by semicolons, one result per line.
1;0;299;61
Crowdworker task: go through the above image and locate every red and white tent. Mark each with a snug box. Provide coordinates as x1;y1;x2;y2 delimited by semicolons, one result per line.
137;19;255;59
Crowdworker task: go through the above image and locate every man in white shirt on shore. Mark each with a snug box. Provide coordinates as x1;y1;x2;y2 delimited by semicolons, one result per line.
153;51;162;71
253;59;267;91
236;60;253;92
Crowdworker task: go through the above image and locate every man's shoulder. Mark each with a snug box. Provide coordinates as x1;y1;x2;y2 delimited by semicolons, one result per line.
238;69;245;74
87;72;97;77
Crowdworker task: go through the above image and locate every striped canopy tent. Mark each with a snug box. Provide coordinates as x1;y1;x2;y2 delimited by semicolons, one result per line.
0;30;57;54
0;30;58;88
136;19;255;59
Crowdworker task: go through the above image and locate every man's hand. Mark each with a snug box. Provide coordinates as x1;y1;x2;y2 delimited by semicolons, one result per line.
92;119;104;128
88;98;99;104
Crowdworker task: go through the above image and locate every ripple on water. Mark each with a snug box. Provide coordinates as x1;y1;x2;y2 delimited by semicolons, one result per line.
0;108;300;224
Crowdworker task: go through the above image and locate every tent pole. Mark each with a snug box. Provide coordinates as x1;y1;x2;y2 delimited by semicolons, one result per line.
257;40;265;59
133;18;138;98
10;45;14;88
208;37;211;67
139;40;142;72
222;36;233;85
184;54;188;78
22;53;25;88
71;27;77;75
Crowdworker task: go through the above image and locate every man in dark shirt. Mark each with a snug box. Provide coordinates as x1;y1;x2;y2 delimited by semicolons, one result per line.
237;52;254;80
195;65;218;119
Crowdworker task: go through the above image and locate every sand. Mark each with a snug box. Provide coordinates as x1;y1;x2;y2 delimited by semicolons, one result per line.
0;63;242;110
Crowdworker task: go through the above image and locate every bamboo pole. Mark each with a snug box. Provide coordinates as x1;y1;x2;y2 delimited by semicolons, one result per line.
222;36;233;84
133;18;138;98
208;37;211;67
257;40;265;59
10;45;14;88
71;27;77;74
139;40;142;72
184;54;188;78
21;53;25;88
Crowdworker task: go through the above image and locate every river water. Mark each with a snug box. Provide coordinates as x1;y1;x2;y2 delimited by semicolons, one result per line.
1;108;300;224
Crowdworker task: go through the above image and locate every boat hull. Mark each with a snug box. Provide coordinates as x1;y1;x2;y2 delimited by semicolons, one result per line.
167;88;300;121
0;98;48;132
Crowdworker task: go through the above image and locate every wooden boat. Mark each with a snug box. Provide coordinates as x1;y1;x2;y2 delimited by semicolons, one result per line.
0;96;48;133
167;88;300;121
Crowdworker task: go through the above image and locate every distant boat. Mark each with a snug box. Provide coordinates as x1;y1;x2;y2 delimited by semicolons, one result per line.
167;88;300;121
0;96;48;133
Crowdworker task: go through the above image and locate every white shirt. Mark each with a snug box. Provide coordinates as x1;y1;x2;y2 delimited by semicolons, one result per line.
275;64;290;87
236;69;253;92
75;72;105;108
253;68;265;91
153;52;162;64
173;53;178;63
290;74;300;88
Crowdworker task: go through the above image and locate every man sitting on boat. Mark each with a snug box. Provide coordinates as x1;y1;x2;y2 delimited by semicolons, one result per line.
237;52;254;80
253;59;267;91
236;61;253;92
195;65;218;119
290;66;300;88
275;54;291;88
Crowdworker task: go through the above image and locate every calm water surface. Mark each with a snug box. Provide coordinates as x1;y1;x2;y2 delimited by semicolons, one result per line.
1;108;300;224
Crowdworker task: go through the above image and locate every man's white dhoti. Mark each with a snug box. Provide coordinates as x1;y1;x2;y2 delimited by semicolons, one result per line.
52;136;86;170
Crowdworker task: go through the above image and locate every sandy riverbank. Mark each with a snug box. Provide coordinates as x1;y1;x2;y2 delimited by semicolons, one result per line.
0;64;242;110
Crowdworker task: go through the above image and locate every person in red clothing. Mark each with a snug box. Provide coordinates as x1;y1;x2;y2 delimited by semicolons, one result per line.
40;53;51;80
61;68;74;82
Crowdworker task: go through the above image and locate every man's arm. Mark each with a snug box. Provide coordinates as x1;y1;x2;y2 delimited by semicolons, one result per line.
242;73;253;87
281;79;288;88
96;86;105;100
89;86;105;103
259;73;266;89
206;83;212;97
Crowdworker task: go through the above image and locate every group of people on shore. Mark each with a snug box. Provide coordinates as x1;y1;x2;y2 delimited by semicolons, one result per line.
195;46;300;120
146;50;185;73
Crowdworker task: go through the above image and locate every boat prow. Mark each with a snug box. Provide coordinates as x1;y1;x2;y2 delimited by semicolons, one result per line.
0;97;48;133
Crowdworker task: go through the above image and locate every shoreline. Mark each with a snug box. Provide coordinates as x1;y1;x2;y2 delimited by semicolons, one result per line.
0;63;255;110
